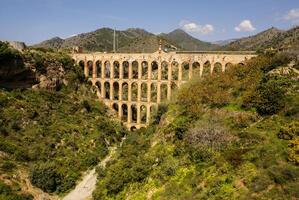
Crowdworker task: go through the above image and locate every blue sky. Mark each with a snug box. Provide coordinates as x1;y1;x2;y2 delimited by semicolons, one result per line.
0;0;298;45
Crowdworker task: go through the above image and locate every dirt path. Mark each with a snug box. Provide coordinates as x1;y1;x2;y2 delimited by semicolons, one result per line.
62;147;116;200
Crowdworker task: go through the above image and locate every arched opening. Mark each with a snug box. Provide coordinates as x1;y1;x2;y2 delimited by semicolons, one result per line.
104;61;110;78
87;80;93;86
192;62;200;76
113;82;119;100
213;62;222;74
121;104;128;121
131;104;137;123
95;81;101;93
202;61;211;76
104;82;110;99
171;61;179;80
113;61;120;79
182;62;190;80
151;61;158;80
161;61;168;80
87;61;93;77
141;61;148;79
141;83;147;102
96;60;101;78
123;61;129;79
79;60;84;72
122;82;128;101
160;84;168;101
112;103;119;112
171;81;178;92
225;63;233;71
130;126;137;131
238;62;245;66
131;82;138;101
140;105;147;123
151;83;157;102
132;61;138;79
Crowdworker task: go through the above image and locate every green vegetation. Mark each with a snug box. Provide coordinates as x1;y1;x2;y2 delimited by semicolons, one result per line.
93;52;299;200
0;47;126;196
0;180;33;200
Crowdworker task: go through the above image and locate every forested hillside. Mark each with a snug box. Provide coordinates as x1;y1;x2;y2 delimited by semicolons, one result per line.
92;52;299;199
0;43;126;199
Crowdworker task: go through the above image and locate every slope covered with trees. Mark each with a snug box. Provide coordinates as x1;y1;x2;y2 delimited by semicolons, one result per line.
92;52;299;200
0;43;126;199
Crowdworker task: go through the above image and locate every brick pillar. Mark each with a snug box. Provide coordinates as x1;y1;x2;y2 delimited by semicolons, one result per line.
138;61;142;79
129;62;132;79
127;103;132;123
157;82;161;104
147;82;151;102
148;60;152;80
137;82;141;102
101;80;105;98
146;104;151;124
84;57;88;77
137;104;141;124
120;61;123;79
200;62;204;77
128;81;132;102
118;102;122;119
158;62;162;80
92;59;97;79
167;83;171;100
101;61;105;79
119;81;123;101
110;61;114;79
110;81;113;100
189;62;193;80
178;63;182;81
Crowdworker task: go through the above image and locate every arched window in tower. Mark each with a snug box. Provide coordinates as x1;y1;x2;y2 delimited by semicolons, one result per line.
132;61;138;79
202;61;211;76
141;61;148;79
113;82;119;100
214;62;222;74
161;61;168;80
131;82;138;101
122;82;128;101
171;61;179;80
104;82;110;99
104;61;110;78
113;61;120;78
87;60;93;78
123;61;129;79
151;61;158;80
96;60;101;78
182;62;189;80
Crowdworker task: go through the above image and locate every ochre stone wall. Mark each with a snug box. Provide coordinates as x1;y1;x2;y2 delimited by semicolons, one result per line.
72;51;256;130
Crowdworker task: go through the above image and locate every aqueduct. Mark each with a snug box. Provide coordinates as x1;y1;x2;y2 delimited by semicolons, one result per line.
72;50;256;130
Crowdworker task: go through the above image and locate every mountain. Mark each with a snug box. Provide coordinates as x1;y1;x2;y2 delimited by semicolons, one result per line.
213;39;237;46
33;28;181;52
224;26;299;51
33;28;219;52
159;29;220;51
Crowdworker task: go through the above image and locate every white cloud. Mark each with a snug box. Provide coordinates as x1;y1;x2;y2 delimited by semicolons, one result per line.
234;20;256;32
284;8;299;21
180;20;214;35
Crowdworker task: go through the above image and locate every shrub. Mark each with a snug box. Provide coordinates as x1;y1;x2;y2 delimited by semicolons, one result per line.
277;121;299;140
30;162;63;193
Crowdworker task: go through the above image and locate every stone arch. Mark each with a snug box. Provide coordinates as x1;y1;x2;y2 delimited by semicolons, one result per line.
131;82;138;101
151;61;158;80
182;62;190;80
130;126;137;131
141;83;147;102
123;61;129;79
171;61;179;80
141;61;148;79
131;104;137;123
113;61;120;78
78;60;85;72
151;83;157;102
160;83;168;101
161;61;168;80
171;81;178;91
132;61;138;79
140;105;147;123
122;82;129;101
104;82;110;99
96;60;102;78
95;81;101;93
213;62;222;74
192;62;200;76
202;61;211;76
121;104;128;121
112;103;119;112
113;82;119;100
87;60;93;77
238;62;245;66
104;61;110;78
